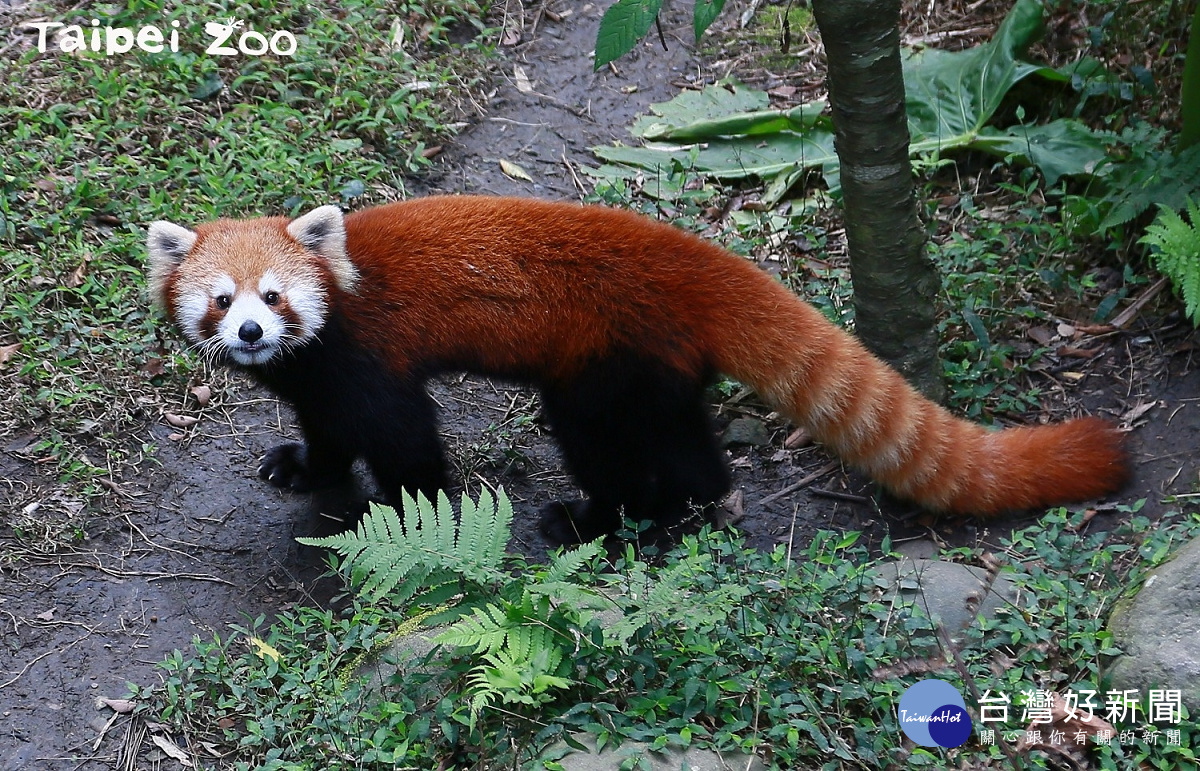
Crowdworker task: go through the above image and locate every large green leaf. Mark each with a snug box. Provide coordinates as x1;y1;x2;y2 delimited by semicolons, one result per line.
589;0;1111;203
629;80;770;137
901;0;1050;147
594;0;663;71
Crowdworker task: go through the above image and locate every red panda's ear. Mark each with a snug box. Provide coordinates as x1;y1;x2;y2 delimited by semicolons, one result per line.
147;221;198;306
287;206;358;293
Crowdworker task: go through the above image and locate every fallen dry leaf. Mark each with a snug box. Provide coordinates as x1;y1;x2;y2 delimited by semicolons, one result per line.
189;384;212;407
784;427;812;449
150;733;193;765
0;342;20;368
164;413;200;428
1122;401;1157;423
715;489;745;528
500;16;521;46
97;697;136;714
1026;325;1057;346
513;64;534;93
200;740;226;757
499;159;533;182
64;255;91;288
1056;345;1102;359
1064;509;1097;532
249;636;281;661
141;357;167;378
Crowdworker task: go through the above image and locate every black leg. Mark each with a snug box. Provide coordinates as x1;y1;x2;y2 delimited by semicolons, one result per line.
538;358;730;545
361;384;450;509
258;433;354;492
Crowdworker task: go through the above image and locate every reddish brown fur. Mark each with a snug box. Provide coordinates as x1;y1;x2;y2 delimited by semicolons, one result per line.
184;196;1131;516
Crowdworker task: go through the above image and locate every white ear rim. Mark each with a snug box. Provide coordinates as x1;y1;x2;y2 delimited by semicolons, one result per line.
287;205;359;293
146;221;198;306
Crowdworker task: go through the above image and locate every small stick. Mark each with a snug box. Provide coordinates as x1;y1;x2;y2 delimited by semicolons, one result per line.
758;459;839;506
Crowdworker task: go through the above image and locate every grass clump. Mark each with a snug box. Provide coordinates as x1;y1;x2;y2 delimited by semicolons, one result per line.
138;489;1200;769
0;0;492;542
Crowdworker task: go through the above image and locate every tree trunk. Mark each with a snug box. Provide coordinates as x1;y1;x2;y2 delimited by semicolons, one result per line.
811;0;945;402
1181;0;1200;150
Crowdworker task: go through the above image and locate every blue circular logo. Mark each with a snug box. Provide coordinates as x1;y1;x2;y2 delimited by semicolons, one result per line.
897;679;973;748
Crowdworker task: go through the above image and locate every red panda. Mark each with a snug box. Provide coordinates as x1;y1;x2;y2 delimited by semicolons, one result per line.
146;196;1130;543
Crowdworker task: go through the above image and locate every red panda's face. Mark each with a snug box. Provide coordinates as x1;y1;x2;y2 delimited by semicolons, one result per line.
146;206;358;367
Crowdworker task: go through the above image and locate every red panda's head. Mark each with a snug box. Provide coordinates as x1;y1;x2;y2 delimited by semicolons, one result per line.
146;206;359;367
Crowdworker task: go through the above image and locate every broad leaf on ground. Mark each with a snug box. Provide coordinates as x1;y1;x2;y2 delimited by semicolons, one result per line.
589;0;1111;203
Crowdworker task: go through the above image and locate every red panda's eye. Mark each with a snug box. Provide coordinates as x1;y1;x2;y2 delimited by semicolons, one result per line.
215;295;232;310
264;291;280;306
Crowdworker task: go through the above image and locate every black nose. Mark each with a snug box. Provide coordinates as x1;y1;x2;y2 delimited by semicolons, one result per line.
239;320;264;343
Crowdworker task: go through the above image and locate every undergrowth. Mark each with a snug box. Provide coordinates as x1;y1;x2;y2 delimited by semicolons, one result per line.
0;0;492;543
139;491;1200;770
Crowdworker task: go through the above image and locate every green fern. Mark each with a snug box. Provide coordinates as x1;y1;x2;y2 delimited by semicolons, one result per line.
1140;199;1200;327
297;487;513;604
1098;138;1200;232
301;487;597;726
466;644;572;721
437;591;578;725
603;547;752;650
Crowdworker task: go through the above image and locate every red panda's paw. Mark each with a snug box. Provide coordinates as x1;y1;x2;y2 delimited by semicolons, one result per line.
538;500;622;546
258;443;356;492
258;443;313;491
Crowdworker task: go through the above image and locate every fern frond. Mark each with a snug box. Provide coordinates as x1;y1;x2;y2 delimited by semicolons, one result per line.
541;541;604;585
1099;139;1200;231
297;488;513;605
436;603;512;654
1140;199;1200;326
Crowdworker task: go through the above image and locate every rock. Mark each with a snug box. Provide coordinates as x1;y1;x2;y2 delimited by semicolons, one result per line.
1107;537;1200;708
875;559;1017;649
541;733;767;771
721;417;770;447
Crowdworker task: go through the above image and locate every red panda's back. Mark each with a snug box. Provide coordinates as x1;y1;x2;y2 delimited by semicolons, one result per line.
337;196;773;383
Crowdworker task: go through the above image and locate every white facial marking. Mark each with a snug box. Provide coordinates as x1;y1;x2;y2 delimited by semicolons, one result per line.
213;274;236;299
286;285;326;338
220;293;288;366
258;269;283;296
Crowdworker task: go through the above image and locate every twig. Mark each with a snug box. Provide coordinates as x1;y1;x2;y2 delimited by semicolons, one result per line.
758;459;839;506
937;622;1024;770
58;561;236;586
92;711;121;752
0;628;94;689
1111;275;1169;329
809;488;870;504
561;148;587;196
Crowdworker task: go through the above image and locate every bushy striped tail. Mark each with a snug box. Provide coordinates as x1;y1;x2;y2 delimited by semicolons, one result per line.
715;278;1129;516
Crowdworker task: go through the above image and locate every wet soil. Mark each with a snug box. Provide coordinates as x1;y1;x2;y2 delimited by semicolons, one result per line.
1;3;1198;770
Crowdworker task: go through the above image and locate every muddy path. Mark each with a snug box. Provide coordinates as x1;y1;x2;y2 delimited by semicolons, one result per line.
1;3;1198;770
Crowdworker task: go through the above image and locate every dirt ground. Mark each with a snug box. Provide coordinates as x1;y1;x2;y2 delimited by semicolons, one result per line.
1;3;1198;770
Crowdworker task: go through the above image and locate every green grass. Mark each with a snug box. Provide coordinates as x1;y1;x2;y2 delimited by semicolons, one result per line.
139;496;1200;770
0;0;492;540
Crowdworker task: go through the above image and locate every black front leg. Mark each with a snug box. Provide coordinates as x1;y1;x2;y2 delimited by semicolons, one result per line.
258;439;354;492
362;383;450;508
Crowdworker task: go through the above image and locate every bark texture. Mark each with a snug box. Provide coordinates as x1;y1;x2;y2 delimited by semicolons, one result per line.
812;0;945;402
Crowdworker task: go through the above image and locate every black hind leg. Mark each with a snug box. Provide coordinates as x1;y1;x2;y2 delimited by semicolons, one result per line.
538;361;730;545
